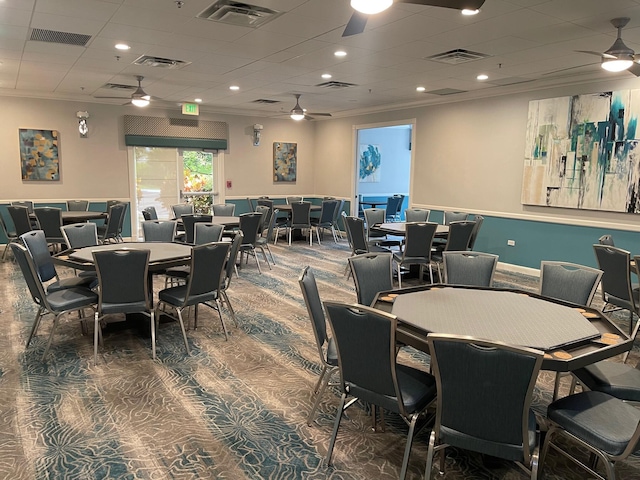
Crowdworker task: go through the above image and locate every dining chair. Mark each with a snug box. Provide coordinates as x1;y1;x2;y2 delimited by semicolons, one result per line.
539;261;603;306
12;243;97;361
34;207;65;252
8;205;35;237
324;302;437;480
311;199;339;243
431;220;476;280
141;206;158;221
256;209;278;265
404;208;430;223
21;230;95;293
97;203;126;243
11;200;34;214
0;211;19;261
256;198;274;228
443;211;469;225
343;215;389;277
156;242;231;341
385;195;404;222
286;196;303;204
299;267;339;425
66;200;89;211
593;245;639;336
541;390;640;480
331;199;345;240
141;220;177;243
92;248;155;364
171;203;194;219
181;214;212;244
278;201;314;246
255;205;271;234
363;207;401;249
425;334;543;480
61;222;99;248
348;252;394;306
239;212;266;272
212;203;235;216
467;214;484;250
217;232;243;326
393;222;438;286
442;251;499;287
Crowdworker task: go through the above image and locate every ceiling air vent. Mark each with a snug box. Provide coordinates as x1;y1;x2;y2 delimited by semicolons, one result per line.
315;81;358;89
102;83;136;90
252;99;281;104
426;49;491;65
29;28;91;47
198;1;282;27
425;88;467;96
133;55;191;69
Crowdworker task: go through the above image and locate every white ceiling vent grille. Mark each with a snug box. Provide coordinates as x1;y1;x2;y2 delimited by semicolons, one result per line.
315;81;357;89
426;49;491;65
198;1;282;27
30;28;91;46
133;55;191;69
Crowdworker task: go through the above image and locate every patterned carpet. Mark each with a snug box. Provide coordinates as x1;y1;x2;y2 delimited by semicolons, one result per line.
1;239;639;479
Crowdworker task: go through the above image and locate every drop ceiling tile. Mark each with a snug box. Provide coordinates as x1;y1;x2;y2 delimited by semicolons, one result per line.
24;41;85;57
0;6;32;27
259;12;342;38
0;25;28;40
1;0;36;11
109;6;191;31
35;0;119;20
530;0;638;21
176;18;253;42
30;12;107;36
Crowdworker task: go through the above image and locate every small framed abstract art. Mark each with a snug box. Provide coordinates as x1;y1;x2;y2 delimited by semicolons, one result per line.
359;144;381;183
19;128;60;181
273;142;297;182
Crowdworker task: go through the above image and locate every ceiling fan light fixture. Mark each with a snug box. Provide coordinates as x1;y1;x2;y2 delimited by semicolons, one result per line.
290;112;305;121
350;0;393;15
131;97;150;107
602;57;634;72
461;9;480;15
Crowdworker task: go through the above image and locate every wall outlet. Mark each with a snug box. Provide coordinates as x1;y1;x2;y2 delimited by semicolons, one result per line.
507;239;516;246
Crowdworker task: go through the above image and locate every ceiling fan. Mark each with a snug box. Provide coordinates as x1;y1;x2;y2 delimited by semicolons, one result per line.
343;0;485;36
94;75;152;107
577;17;640;76
289;94;332;121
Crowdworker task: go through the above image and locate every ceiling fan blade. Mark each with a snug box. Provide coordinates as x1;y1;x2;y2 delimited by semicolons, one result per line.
397;0;485;9
94;96;130;99
542;62;600;76
342;11;368;37
628;63;640;76
306;112;332;117
576;50;617;59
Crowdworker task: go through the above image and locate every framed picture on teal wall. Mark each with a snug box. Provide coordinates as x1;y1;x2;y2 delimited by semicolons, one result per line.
359;144;380;183
273;142;297;182
19;128;60;181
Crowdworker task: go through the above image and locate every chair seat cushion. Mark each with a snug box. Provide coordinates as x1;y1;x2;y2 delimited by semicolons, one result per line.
547;390;640;456
573;361;640;402
46;275;96;293
396;364;437;414
47;287;98;311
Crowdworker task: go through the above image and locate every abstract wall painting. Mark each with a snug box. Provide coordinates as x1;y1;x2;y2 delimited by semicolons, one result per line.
19;129;60;181
359;144;381;183
273;142;297;182
522;90;640;213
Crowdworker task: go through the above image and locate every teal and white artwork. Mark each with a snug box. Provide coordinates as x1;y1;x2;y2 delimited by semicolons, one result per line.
523;90;640;213
359;144;380;183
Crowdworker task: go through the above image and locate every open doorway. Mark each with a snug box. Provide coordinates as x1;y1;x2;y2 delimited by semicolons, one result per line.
355;122;414;219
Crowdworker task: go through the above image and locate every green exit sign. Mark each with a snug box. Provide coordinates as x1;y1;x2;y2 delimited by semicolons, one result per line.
182;103;199;115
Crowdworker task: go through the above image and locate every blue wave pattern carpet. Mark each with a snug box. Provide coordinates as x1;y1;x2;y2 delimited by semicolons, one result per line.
1;240;639;479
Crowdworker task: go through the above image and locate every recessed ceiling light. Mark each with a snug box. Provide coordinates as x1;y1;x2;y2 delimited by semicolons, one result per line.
194;98;202;103
461;9;480;15
322;73;332;79
476;74;489;80
115;43;130;50
416;86;426;92
334;50;347;57
229;85;240;91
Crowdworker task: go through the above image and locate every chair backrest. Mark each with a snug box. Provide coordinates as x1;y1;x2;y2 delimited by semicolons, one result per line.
324;302;406;414
427;334;543;464
539;261;603;306
10;243;49;309
299;267;329;357
181;214;212;244
405;208;430;223
7;205;33;236
171;203;194;219
102;203;126;241
66;200;89;211
344;216;369;255
183;242;230;305
593;245;635;306
290;202;311;227
141;220;177;242
262;208;278;242
239;212;263;247
34;207;63;241
468;215;484;250
385;196;403;220
212;204;235;216
142;206;158;221
21;230;58;283
402;222;437;261
255;205;271;232
317;200;338;225
598;234;615;246
287;196;303;204
256;198;274;222
194;223;224;245
443;251;499;287
444;211;469;225
0;212;16;239
348;252;393;306
332;199;345;225
223;232;243;288
116;203;128;237
93;249;151;314
61;222;98;248
105;200;121;211
444;221;476;251
11;201;34;213
363;208;386;240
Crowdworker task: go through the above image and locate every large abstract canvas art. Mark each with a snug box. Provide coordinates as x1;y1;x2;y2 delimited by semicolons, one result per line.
522;90;640;213
19;129;60;181
273;142;297;182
